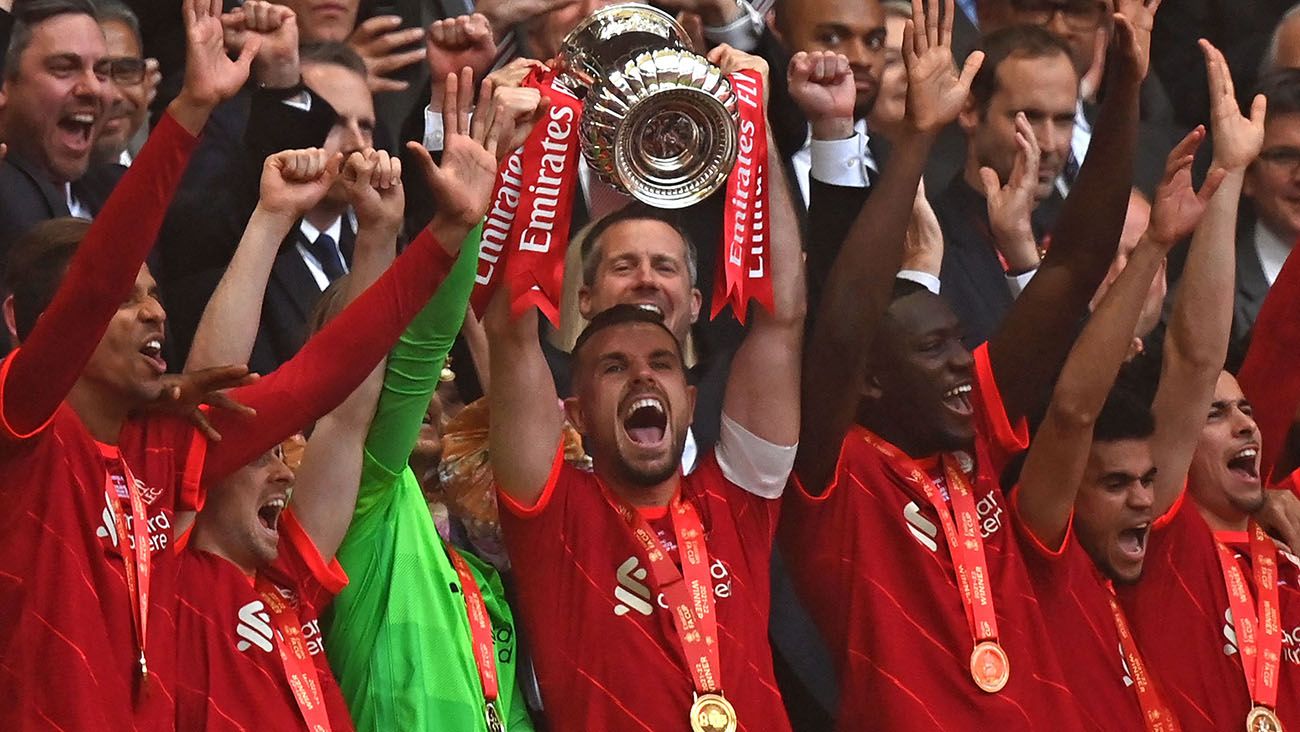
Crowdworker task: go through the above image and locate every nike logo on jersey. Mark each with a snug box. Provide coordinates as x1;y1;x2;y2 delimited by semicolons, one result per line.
612;556;733;617
236;601;274;653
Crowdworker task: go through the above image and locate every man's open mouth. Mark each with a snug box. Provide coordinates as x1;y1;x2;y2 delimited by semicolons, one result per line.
257;496;287;533
622;396;668;447
1117;522;1150;559
942;383;973;416
1227;445;1260;482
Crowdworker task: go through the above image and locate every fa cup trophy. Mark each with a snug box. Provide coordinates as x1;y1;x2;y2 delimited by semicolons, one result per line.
557;3;740;209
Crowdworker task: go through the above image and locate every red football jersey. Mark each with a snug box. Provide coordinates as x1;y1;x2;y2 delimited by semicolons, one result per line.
1014;510;1171;731
1117;494;1300;731
498;452;792;732
175;511;353;731
0;402;205;731
781;345;1087;731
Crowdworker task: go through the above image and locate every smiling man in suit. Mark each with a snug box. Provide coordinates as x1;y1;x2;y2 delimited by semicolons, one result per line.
0;0;125;276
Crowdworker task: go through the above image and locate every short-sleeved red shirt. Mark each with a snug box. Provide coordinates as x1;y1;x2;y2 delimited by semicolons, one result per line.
498;452;791;732
175;511;354;731
781;345;1087;731
0;399;206;731
1117;494;1300;731
1014;510;1169;731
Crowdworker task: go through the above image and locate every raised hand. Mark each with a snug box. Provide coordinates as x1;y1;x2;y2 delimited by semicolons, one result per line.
979;112;1042;271
220;0;299;88
902;181;943;277
426;14;496;100
259;147;343;219
475;0;578;39
902;0;984;134
1201;40;1266;172
339;148;404;233
1111;0;1161;82
488;81;550;154
788;51;856;140
407;68;513;249
180;0;260;112
1146;126;1226;248
487;57;548;90
348;15;428;93
707;43;770;105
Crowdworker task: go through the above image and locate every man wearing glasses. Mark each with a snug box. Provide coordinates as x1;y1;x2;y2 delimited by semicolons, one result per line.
0;0;124;282
93;0;157;168
1228;69;1300;356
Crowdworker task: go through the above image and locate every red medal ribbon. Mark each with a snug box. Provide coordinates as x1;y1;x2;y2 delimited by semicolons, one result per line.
1215;521;1283;716
713;68;772;324
1106;592;1181;731
611;492;722;697
103;451;151;684
446;545;503;718
254;575;333;732
862;436;1002;648
501;68;583;325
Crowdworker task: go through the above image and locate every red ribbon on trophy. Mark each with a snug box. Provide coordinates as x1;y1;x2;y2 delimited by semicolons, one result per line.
712;68;772;324
470;67;583;326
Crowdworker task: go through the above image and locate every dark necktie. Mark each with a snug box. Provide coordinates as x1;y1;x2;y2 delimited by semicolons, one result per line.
306;232;345;281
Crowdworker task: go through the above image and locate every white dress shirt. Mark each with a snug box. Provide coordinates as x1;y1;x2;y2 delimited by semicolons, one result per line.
296;215;349;291
1256;220;1293;287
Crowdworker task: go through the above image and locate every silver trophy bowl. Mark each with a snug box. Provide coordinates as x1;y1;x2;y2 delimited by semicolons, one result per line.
557;3;739;209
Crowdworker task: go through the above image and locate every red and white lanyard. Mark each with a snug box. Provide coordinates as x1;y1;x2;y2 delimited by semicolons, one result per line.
613;493;723;698
254;575;332;732
103;453;151;682
1215;522;1283;718
1106;592;1180;731
447;545;506;731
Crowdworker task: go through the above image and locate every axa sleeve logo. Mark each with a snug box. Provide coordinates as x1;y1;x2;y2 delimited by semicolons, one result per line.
236;600;275;653
612;556;734;617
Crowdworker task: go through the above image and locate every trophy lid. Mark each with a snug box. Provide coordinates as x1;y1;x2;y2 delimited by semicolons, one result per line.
557;3;692;91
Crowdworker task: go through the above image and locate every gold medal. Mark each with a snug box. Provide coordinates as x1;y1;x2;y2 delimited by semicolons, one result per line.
689;693;738;732
969;640;1010;694
1247;705;1284;732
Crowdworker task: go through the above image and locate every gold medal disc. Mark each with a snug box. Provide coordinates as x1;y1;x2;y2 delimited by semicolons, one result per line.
969;641;1010;693
690;693;738;732
1247;705;1284;732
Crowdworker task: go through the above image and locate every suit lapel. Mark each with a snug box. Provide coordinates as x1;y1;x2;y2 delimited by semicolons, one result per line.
271;231;325;322
8;152;69;218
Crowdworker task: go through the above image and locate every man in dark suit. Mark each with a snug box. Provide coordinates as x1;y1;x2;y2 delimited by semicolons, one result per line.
936;24;1075;348
0;0;124;272
160;42;372;375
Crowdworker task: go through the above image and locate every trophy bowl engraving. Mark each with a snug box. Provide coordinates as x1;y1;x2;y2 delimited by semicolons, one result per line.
558;4;740;208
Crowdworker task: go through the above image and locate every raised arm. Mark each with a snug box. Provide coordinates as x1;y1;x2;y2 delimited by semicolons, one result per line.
1150;41;1264;515
704;44;805;446
362;225;480;476
987;0;1158;422
0;0;256;439
200;69;510;484
289;150;405;561
795;0;982;491
1017;134;1222;546
185;148;340;372
484;288;564;507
